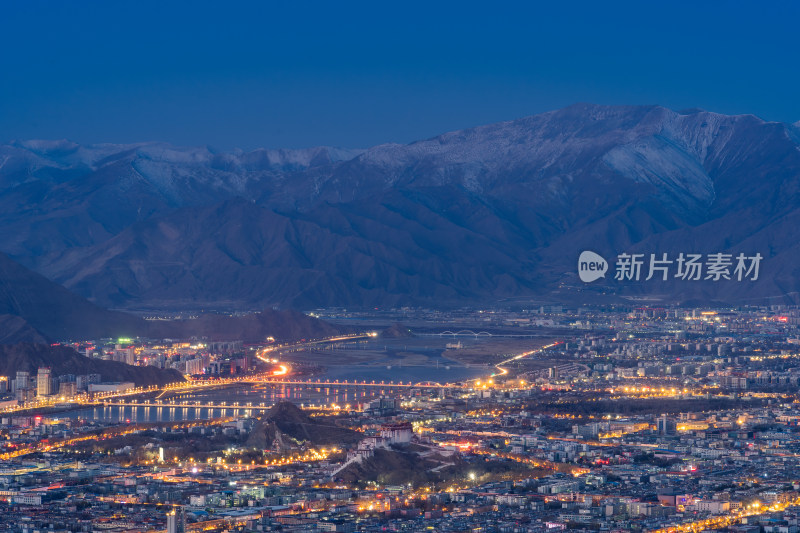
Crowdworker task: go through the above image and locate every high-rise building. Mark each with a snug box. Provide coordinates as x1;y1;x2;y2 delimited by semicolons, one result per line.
15;371;30;392
166;506;185;533
657;415;677;435
185;358;204;375
37;367;52;397
58;381;77;397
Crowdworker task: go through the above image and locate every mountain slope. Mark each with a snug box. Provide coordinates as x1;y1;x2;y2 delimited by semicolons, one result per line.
36;192;541;309
0;252;347;342
0;315;48;345
0;251;144;340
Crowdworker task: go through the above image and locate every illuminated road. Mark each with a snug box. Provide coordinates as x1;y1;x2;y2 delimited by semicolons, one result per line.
254;333;377;365
472;448;589;476
650;497;800;533
492;341;562;377
0;417;236;461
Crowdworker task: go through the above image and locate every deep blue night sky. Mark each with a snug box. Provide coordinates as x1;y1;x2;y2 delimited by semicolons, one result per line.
1;1;797;150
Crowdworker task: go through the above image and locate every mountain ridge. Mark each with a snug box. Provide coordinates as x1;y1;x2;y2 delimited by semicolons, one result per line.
3;104;800;308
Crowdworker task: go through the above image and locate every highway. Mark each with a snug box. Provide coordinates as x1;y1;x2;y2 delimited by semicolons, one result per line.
493;341;562;377
253;333;377;364
0;417;236;461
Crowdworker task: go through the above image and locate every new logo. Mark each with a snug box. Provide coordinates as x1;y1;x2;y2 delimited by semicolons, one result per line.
578;251;608;283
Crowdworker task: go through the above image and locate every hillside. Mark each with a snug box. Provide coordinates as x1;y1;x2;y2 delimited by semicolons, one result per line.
0;251;144;341
0;252;347;343
0;315;48;345
335;447;440;487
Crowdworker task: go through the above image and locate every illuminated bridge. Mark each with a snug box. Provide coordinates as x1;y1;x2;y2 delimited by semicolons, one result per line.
103;400;282;411
100;400;359;412
415;330;552;338
241;378;468;389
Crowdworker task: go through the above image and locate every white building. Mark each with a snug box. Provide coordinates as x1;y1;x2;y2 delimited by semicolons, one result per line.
37;367;52;397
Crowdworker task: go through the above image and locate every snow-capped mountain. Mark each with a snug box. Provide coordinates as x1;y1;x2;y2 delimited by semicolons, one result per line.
2;104;799;309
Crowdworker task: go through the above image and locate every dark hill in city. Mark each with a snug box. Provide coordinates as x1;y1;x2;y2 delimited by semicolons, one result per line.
336;446;552;488
380;323;414;338
0;343;183;386
5;104;800;307
246;401;361;448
